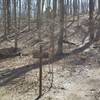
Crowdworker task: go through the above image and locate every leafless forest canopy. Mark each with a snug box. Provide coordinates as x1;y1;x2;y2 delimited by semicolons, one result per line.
0;0;100;100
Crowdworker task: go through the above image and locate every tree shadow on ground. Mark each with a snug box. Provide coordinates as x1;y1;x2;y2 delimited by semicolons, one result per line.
0;38;96;87
0;32;97;86
0;53;65;86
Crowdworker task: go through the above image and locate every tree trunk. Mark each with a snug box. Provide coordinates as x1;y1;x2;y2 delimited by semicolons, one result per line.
37;0;41;39
57;0;64;54
28;0;31;30
6;0;11;36
3;0;7;39
98;0;100;14
89;0;94;42
13;0;17;27
18;0;21;30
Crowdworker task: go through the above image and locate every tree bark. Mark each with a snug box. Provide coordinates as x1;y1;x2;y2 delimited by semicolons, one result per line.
57;0;64;54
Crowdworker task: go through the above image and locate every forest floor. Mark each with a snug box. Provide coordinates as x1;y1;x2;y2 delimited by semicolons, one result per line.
0;47;100;100
0;15;100;100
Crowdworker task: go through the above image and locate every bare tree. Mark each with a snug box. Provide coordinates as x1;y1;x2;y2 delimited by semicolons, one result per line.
37;0;42;98
89;0;94;42
3;0;7;39
18;0;21;30
6;0;11;37
37;0;41;39
13;0;17;27
28;0;31;30
57;0;64;54
98;0;100;14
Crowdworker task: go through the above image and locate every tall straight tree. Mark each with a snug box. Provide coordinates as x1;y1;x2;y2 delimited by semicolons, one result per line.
28;0;31;30
67;0;69;15
73;0;78;18
89;0;94;42
3;0;11;39
49;0;57;87
3;0;7;38
13;0;18;50
77;0;80;26
37;0;42;97
98;0;100;14
37;0;41;39
70;0;72;15
13;0;17;27
89;0;94;20
53;0;57;17
6;0;11;37
57;0;64;54
18;0;21;30
42;0;45;14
